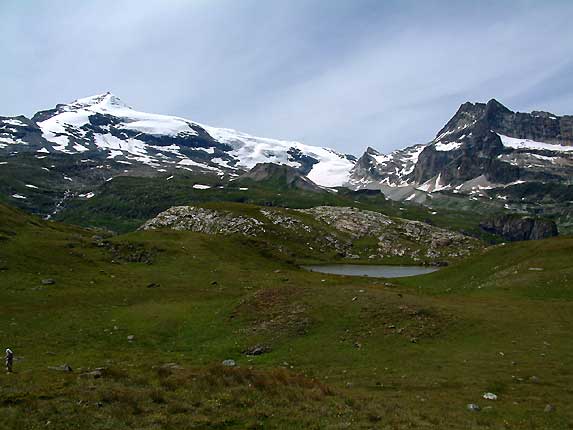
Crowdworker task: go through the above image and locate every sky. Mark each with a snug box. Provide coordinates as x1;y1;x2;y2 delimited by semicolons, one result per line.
1;0;573;155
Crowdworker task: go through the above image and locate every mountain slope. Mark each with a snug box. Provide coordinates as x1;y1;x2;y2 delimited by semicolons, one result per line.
237;162;327;193
1;92;355;184
0;93;355;218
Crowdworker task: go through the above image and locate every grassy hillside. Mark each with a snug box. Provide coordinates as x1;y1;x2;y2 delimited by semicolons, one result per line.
1;203;572;429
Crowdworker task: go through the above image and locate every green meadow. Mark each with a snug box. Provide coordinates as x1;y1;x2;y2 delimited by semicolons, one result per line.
1;202;572;429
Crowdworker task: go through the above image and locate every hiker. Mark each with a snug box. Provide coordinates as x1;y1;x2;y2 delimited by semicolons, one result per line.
5;348;13;373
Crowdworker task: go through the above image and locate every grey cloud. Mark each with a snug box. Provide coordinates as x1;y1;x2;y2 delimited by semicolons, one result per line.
1;0;572;155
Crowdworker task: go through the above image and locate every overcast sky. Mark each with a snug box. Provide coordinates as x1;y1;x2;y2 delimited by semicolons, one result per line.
1;0;572;155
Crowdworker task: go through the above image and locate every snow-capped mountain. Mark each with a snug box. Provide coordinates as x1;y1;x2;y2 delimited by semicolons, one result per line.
2;93;572;223
347;99;573;199
0;92;355;187
347;145;425;188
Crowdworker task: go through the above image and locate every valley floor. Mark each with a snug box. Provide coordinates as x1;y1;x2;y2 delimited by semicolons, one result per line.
1;204;572;429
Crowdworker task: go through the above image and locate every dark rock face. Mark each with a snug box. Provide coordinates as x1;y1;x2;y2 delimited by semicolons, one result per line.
479;215;558;241
0;115;46;151
414;99;573;186
286;147;318;175
436;99;573;146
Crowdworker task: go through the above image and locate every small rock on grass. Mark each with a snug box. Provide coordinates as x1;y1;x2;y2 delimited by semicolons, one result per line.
41;279;55;285
544;404;555;413
222;359;236;367
243;345;270;356
49;363;73;372
80;369;103;379
483;392;498;400
127;335;135;342
159;362;182;370
467;403;481;412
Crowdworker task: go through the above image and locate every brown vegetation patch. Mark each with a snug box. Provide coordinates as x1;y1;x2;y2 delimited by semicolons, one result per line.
352;298;452;343
232;286;312;338
160;365;334;396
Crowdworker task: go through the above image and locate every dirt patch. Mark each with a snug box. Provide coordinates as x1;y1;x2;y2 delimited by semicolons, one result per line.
351;298;453;344
232;286;312;339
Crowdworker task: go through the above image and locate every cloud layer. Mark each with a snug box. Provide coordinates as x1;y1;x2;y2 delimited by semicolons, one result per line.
1;0;572;154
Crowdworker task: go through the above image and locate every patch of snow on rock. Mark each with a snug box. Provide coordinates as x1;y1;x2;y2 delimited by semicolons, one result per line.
498;134;573;152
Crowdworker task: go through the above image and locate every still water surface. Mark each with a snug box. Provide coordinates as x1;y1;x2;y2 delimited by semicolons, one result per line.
302;264;439;278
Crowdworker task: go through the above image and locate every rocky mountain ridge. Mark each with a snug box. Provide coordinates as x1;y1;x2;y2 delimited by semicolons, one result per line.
348;99;573;195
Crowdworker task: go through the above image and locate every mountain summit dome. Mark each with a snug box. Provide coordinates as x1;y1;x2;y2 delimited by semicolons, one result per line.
67;92;132;111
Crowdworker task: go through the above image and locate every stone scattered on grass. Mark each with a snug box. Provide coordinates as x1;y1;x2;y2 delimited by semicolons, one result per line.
49;363;73;372
222;359;236;367
529;375;540;383
127;335;135;342
80;369;103;379
467;403;481;412
243;345;270;356
544;404;555;413
483;392;498;400
158;362;183;370
41;279;55;285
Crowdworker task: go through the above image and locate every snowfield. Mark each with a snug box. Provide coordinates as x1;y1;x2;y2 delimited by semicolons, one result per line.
32;93;355;187
498;134;573;152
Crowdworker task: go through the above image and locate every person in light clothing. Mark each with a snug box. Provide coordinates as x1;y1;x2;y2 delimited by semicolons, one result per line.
5;349;14;373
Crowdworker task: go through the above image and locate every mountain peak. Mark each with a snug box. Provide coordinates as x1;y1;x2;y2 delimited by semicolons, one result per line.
485;98;511;113
69;92;131;111
365;146;381;156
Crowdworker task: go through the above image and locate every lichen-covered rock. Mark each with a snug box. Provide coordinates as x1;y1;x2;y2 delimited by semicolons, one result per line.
140;205;483;262
298;206;393;238
260;209;312;232
299;206;479;260
140;206;265;236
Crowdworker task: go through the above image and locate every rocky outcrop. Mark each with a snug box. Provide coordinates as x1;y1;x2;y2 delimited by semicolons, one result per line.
479;215;558;241
298;206;393;238
300;206;479;260
141;205;483;263
139;206;265;236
